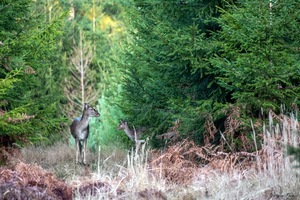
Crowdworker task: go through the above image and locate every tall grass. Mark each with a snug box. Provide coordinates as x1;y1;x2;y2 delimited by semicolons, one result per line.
202;112;300;199
20;111;299;199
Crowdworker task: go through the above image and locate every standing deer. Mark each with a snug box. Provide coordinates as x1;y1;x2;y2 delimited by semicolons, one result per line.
117;120;146;155
70;103;100;165
117;121;143;141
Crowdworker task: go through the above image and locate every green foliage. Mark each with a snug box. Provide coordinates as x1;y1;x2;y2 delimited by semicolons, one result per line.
88;95;128;151
2;0;299;151
0;0;67;146
120;0;227;146
288;146;300;167
205;0;300;150
119;0;300;149
59;0;132;149
90;1;134;148
209;0;300;114
0;70;21;96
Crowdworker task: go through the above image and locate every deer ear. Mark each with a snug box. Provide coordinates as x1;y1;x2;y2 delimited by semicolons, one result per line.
84;103;88;109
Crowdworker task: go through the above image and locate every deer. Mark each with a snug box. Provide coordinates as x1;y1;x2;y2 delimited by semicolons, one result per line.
70;103;100;165
156;119;180;143
117;120;146;155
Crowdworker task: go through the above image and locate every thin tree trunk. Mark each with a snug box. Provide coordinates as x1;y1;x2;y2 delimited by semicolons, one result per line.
80;30;85;108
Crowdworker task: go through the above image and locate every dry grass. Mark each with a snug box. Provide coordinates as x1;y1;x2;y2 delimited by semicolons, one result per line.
0;161;72;199
19;142;129;179
1;111;299;199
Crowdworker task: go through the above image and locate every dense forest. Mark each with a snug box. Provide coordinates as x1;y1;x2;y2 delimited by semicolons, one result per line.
0;0;300;199
1;0;299;154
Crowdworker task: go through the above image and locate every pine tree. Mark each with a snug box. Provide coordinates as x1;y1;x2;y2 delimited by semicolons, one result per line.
0;0;66;146
120;0;300;149
120;0;227;145
59;0;130;148
203;0;300;150
210;0;300;116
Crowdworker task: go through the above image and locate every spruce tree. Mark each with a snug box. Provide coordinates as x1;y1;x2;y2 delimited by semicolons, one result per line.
0;0;66;146
121;0;300;149
59;0;130;148
120;0;227;145
210;0;300;115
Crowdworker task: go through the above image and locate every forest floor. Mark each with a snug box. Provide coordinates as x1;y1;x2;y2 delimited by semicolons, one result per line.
0;137;299;200
0;115;300;199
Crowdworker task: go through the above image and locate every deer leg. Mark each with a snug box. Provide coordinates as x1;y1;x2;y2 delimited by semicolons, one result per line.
75;139;79;164
83;139;87;165
135;140;141;159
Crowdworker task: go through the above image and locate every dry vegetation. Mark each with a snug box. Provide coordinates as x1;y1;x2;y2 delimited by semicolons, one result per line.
0;112;299;200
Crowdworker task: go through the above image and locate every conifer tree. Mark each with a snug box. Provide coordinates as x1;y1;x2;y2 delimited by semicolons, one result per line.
0;0;66;145
59;0;130;148
120;0;227;145
120;0;300;149
209;0;300;116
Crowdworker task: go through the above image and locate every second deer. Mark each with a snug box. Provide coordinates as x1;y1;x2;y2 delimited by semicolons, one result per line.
117;120;146;154
117;121;145;141
70;103;100;165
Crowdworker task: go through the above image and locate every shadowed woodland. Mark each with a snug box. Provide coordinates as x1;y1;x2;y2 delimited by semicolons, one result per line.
0;0;300;199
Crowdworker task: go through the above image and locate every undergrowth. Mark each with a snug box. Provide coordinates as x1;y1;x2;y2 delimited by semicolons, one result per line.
0;111;299;199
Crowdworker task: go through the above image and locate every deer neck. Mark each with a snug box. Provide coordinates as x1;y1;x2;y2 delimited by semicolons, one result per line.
78;113;90;129
124;126;137;141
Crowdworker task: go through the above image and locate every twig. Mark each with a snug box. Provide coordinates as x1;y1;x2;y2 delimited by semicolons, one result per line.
219;131;234;153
